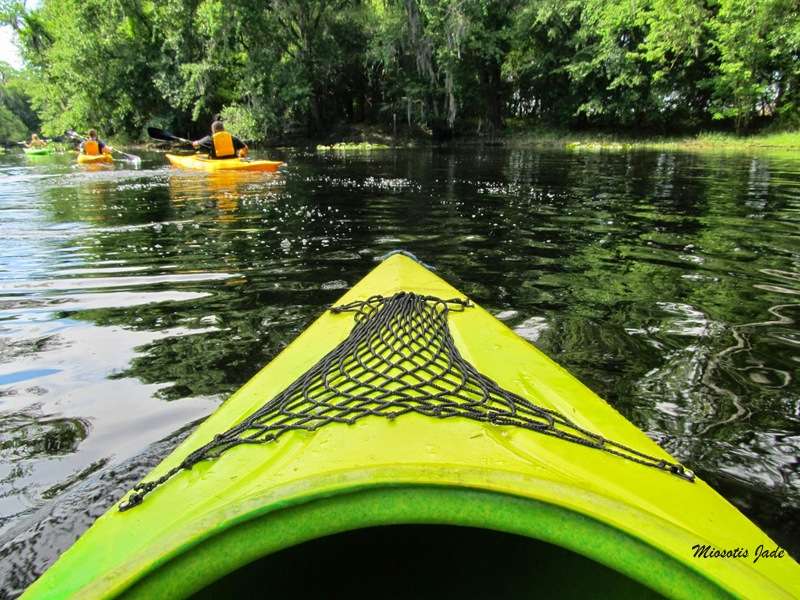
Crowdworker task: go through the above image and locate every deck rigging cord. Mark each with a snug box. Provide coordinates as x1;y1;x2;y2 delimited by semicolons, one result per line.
120;292;693;510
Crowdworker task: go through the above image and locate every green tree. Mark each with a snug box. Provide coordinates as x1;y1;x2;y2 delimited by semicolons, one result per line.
633;0;716;129
368;0;517;134
504;0;583;124
0;61;35;142
12;0;164;137
5;0;800;139
711;0;800;132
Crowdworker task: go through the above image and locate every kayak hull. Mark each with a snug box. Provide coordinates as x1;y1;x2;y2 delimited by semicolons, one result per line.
77;153;113;164
166;153;283;172
24;146;55;156
20;255;800;599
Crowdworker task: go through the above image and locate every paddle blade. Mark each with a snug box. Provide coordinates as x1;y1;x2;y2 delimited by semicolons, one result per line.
147;127;191;144
113;149;142;164
147;127;173;141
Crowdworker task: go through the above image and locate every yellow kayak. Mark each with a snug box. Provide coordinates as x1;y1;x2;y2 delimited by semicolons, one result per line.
166;153;283;172
77;153;113;164
20;254;800;599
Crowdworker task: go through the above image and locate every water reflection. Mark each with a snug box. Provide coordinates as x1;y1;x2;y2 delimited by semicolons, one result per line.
0;409;90;460
0;147;799;594
167;169;285;224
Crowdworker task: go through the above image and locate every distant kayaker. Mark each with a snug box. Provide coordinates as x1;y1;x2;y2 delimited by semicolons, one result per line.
26;133;47;148
192;121;248;159
80;130;112;156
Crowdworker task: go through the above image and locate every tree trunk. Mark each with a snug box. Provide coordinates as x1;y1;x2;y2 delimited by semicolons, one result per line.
481;60;505;132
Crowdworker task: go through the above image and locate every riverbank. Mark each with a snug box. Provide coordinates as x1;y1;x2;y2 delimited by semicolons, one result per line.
505;129;800;152
130;124;800;154
300;125;800;153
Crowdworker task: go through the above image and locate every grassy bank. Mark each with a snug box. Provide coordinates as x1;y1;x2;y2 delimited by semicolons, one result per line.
506;128;800;152
283;125;800;154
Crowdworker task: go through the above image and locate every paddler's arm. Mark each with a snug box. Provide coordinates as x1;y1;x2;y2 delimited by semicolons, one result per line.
233;136;248;158
192;135;213;153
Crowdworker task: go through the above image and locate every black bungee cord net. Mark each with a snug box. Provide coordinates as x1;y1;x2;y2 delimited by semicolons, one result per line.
119;292;694;511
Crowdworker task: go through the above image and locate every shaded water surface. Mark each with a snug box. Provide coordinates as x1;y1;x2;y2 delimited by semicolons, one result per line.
0;147;798;594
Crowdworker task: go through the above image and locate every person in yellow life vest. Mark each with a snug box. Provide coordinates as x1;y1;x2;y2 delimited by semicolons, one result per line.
26;133;47;148
80;129;112;156
192;121;248;159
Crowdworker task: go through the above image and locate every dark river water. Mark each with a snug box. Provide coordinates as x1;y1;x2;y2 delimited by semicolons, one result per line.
0;146;799;595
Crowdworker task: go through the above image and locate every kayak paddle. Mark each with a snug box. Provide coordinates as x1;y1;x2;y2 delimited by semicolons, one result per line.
112;148;142;164
147;127;192;146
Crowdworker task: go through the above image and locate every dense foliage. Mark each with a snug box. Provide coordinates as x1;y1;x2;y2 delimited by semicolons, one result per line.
2;0;799;140
0;62;37;142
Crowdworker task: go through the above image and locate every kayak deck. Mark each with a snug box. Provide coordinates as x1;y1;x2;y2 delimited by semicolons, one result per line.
77;153;113;164
166;153;283;172
21;254;800;599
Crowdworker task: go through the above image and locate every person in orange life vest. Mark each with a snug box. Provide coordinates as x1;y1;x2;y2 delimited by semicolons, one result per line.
192;121;248;159
80;129;112;155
